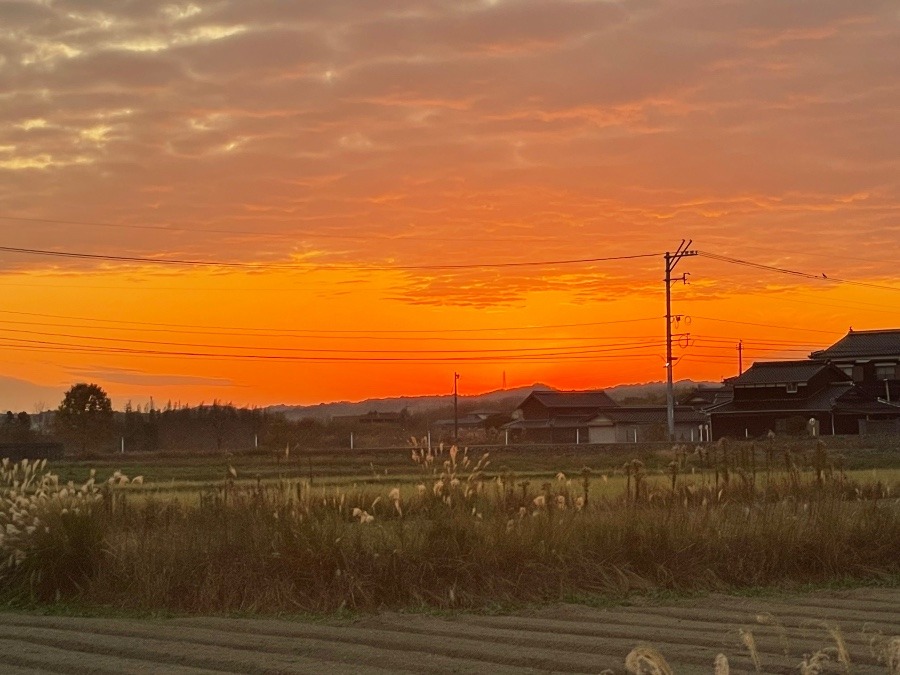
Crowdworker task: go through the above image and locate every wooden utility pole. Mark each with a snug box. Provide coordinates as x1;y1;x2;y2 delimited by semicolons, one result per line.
665;240;697;441
453;372;460;442
737;340;743;375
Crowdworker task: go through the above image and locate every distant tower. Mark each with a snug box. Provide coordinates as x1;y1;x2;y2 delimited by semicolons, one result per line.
502;371;507;389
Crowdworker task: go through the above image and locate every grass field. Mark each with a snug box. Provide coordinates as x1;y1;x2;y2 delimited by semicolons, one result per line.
48;435;900;487
2;438;899;616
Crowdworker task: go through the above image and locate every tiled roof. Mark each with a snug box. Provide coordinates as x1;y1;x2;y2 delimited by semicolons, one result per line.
433;415;488;428
712;383;854;414
682;385;734;409
833;387;900;415
711;382;900;416
526;390;619;409
731;360;837;386
594;407;706;425
506;407;706;429
811;329;900;360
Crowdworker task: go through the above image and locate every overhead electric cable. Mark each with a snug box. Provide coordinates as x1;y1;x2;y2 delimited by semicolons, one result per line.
699;251;900;293
0;335;663;363
0;309;659;334
0;244;660;271
0;327;661;355
0;319;662;344
690;315;842;335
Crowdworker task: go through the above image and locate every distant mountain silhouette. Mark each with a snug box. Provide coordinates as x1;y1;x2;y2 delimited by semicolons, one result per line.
266;380;716;420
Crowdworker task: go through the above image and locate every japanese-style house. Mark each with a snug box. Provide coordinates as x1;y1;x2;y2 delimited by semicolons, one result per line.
707;360;900;439
506;390;704;443
681;384;733;409
585;406;707;443
506;390;618;443
810;328;900;403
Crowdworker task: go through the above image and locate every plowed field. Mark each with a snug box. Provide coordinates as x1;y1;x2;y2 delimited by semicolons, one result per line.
0;587;897;674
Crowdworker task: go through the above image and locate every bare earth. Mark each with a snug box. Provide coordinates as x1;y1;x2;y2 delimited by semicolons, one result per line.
0;587;897;674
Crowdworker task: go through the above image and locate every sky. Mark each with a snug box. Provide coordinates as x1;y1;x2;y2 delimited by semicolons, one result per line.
1;0;899;411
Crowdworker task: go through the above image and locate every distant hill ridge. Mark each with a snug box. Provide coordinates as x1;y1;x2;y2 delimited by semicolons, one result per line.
266;380;716;420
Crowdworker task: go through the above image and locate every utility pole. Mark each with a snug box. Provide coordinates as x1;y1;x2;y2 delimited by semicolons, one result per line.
737;340;743;376
453;372;460;443
665;240;698;441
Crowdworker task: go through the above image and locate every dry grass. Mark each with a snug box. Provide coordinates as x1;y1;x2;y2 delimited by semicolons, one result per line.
1;443;898;613
625;646;674;675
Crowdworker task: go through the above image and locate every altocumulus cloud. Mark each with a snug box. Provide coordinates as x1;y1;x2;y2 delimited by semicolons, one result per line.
0;0;897;302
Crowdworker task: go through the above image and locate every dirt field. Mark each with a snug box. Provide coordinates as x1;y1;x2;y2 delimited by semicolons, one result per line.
0;587;896;674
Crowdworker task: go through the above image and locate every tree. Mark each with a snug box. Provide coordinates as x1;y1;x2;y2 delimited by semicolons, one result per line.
1;410;32;443
56;383;114;453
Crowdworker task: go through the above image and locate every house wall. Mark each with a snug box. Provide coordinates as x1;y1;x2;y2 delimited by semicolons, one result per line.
518;397;550;420
588;425;616;444
518;397;615;421
732;369;839;403
710;412;832;440
832;360;900;400
585;421;701;444
516;426;583;444
859;418;900;435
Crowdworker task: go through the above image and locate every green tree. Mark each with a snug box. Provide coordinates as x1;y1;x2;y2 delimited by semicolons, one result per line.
56;383;114;453
1;410;32;443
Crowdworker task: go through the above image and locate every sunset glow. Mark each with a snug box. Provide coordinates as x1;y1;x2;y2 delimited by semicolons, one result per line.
1;0;898;410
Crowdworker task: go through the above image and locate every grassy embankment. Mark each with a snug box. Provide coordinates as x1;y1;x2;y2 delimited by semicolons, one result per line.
2;439;899;614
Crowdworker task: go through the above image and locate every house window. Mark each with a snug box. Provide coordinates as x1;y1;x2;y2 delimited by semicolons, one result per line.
876;364;897;380
785;383;798;394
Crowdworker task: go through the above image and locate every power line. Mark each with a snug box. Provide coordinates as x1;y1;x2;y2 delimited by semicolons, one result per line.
0;327;662;355
0;310;840;352
0;336;664;363
0;244;661;271
0;318;663;344
683;343;810;354
699;251;900;293
689;334;824;347
0;309;660;335
718;243;898;268
689;315;842;335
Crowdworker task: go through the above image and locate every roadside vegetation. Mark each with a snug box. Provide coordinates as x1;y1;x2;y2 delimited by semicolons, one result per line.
2;440;898;615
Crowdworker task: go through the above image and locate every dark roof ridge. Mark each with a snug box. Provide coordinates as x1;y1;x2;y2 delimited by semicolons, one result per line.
845;328;900;334
745;359;823;367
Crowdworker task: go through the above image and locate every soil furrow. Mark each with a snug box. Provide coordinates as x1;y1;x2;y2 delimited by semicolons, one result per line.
0;635;232;675
175;615;786;674
840;588;900;603
614;601;900;631
0;623;390;675
464;603;890;654
365;613;896;674
785;595;900;614
170;616;622;673
367;613;745;657
0;615;529;675
0;587;895;674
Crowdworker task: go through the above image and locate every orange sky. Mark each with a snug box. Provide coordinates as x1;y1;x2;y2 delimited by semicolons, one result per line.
1;0;899;411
